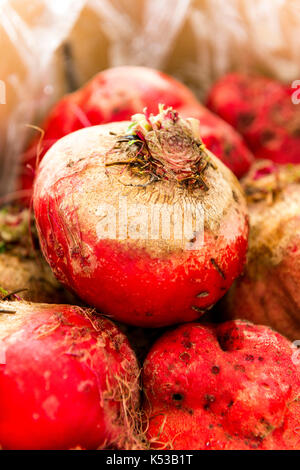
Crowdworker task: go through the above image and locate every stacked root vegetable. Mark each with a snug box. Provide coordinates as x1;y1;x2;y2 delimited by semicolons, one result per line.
1;67;300;450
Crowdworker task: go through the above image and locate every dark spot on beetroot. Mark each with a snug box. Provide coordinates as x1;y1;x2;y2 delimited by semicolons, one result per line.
205;394;215;402
211;365;220;375
172;393;184;402
260;129;275;144
234;364;245;373
210;258;226;279
245;354;254;362
224;142;234;156
204;394;216;409
232;190;239;203
238;112;255;129
182;340;193;349
217;326;244;351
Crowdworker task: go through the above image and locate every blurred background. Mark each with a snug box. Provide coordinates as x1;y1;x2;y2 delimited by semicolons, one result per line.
0;0;300;195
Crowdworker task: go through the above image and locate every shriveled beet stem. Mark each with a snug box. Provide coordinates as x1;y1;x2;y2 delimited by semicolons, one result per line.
106;105;216;190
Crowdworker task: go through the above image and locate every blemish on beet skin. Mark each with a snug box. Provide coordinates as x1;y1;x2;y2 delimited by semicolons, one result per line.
172;393;184;402
211;365;220;375
210;258;226;280
204;394;216;409
196;291;209;298
232;190;239;203
180;352;191;363
238;112;255;129
260;129;275;144
205;394;216;403
245;354;254;362
191;305;205;313
234;364;245;373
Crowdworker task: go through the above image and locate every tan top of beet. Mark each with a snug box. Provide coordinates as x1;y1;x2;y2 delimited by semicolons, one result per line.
242;160;300;269
34;108;246;257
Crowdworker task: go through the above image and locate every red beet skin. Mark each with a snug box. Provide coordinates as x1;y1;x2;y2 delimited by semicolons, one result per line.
20;66;252;198
206;73;300;164
33;109;248;328
0;302;140;450
143;320;300;450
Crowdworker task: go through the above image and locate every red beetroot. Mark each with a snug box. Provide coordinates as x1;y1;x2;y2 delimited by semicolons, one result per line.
0;301;140;450
206;73;300;164
224;160;300;340
33;107;248;328
143;320;300;450
20;66;253;198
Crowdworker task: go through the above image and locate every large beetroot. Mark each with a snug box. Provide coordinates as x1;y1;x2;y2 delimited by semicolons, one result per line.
206;73;300;164
143;320;300;450
0;301;140;450
20;66;252;198
224;160;300;340
33;107;248;328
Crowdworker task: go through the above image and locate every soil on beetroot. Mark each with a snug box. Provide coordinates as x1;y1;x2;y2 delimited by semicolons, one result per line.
0;205;77;304
222;160;300;340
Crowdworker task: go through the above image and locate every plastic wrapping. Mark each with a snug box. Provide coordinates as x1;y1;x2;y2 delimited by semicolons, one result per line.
1;0;300;196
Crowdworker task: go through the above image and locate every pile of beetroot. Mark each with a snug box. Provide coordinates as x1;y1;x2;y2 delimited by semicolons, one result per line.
1;67;300;450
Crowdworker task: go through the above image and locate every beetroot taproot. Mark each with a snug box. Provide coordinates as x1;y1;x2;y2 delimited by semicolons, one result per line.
0;301;141;450
206;73;300;164
143;320;300;450
224;160;300;340
33;107;248;327
20;66;252;199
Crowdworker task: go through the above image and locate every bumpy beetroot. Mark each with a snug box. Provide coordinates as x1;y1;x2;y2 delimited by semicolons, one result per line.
20;66;252;198
206;73;300;164
33;107;248;328
0;301;140;450
224;160;300;340
0;205;75;304
143;320;300;450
